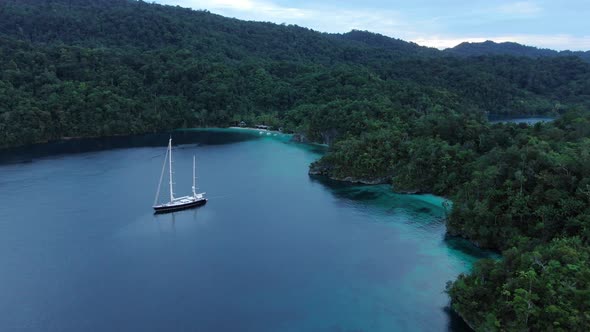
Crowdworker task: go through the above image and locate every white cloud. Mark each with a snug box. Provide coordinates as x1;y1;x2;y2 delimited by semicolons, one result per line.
157;0;309;20
508;34;590;50
155;0;589;51
202;0;256;11
156;0;405;31
412;37;484;50
497;1;542;16
414;34;590;51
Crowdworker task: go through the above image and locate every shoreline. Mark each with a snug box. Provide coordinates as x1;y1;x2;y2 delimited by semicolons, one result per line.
227;126;285;135
308;164;486;331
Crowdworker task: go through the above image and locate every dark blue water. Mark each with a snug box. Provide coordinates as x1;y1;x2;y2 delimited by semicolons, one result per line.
0;129;487;331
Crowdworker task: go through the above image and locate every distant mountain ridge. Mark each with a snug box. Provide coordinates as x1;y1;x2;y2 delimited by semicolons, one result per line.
445;40;590;62
1;0;587;63
0;0;437;64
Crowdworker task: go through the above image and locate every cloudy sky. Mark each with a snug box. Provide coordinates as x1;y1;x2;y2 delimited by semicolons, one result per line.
153;0;589;51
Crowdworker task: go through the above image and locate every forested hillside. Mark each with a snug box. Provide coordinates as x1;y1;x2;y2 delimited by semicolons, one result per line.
2;1;590;330
1;0;589;148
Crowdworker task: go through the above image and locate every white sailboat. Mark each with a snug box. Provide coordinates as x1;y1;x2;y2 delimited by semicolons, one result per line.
153;138;207;213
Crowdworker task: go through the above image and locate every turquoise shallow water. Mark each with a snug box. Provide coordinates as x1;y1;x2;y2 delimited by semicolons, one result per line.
0;129;490;331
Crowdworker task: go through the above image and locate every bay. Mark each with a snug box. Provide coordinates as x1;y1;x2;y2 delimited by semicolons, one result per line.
0;129;489;332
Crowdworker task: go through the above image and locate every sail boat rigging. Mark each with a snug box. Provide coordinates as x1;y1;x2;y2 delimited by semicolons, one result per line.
153;138;207;213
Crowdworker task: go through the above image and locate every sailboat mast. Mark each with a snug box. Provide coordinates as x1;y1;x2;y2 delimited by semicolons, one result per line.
154;144;169;205
168;138;174;201
192;155;196;196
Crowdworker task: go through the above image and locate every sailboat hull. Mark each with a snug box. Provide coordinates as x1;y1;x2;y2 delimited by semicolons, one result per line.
153;198;207;214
